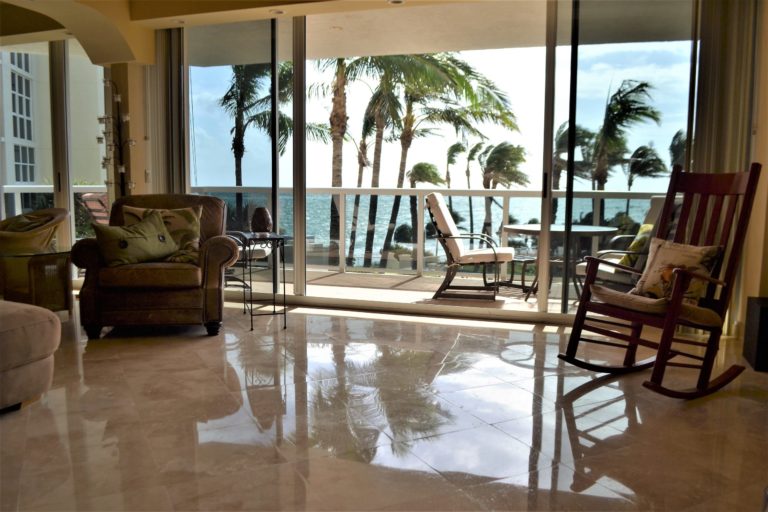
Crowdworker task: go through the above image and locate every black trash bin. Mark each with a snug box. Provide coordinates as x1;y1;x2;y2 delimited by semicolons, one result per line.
743;297;768;372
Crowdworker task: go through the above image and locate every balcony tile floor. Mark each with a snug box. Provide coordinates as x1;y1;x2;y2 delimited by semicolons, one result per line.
1;303;766;511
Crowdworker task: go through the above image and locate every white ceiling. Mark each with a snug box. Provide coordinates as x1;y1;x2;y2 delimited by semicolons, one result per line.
188;0;693;67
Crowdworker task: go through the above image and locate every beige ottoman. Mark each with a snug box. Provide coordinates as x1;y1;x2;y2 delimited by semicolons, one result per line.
0;300;61;411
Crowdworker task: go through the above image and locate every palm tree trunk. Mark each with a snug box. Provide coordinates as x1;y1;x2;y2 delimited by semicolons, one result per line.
363;116;385;267
482;196;493;246
329;59;347;266
409;183;418;253
347;144;366;266
234;114;245;230
380;137;411;268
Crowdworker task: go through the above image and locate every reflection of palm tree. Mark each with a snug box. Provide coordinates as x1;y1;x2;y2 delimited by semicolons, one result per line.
479;142;528;243
592;80;661;192
407;163;445;249
300;342;476;461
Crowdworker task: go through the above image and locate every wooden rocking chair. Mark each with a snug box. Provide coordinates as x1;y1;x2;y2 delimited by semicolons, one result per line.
559;163;762;398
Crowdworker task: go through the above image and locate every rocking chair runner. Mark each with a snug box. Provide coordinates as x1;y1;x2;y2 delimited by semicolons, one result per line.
425;192;515;300
559;163;762;399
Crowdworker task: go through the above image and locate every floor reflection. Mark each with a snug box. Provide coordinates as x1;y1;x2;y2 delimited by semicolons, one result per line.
1;306;766;511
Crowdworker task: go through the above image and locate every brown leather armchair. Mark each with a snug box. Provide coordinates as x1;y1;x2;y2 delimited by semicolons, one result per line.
72;194;238;339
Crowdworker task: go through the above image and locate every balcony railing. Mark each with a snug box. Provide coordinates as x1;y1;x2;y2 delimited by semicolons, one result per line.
192;185;659;277
1;183;658;278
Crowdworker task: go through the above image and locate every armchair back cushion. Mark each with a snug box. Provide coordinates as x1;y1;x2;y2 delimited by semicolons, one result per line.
93;211;178;266
122;205;202;263
111;194;225;243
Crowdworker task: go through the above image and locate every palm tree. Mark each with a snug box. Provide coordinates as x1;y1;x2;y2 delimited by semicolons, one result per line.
592;80;661;191
445;142;466;213
322;55;443;264
464;141;485;248
552;121;595;190
669;129;687;168
346;116;374;266
363;67;402;267
626;144;667;190
220;63;269;228
624;144;667;214
407;162;445;255
379;54;517;266
552;121;596;224
222;63;328;229
479;142;528;242
324;58;347;264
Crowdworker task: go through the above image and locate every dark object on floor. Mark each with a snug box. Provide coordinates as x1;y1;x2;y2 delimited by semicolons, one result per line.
744;297;768;372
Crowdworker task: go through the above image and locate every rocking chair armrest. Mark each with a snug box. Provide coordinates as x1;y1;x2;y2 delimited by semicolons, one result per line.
594;249;645;259
583;255;642;275
671;267;726;287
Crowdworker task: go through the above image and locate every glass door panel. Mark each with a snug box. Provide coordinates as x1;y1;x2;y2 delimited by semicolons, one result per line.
0;43;53;220
306;2;547;309
67;39;107;240
552;0;695;313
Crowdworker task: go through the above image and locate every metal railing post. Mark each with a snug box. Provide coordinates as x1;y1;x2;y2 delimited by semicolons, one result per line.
500;195;510;281
338;192;346;273
416;190;425;276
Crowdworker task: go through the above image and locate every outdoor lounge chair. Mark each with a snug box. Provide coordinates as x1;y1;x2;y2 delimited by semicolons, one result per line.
573;195;666;292
559;163;762;398
425;192;515;300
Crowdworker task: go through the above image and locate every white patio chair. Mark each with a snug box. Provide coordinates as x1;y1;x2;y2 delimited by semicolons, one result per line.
425;192;515;300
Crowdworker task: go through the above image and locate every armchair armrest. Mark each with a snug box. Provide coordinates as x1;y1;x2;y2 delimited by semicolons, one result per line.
200;235;239;288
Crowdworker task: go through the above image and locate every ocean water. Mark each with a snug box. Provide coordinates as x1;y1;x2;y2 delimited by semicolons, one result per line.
213;191;650;265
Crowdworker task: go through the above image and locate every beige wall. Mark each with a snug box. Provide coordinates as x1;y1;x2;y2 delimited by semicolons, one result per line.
741;0;768;314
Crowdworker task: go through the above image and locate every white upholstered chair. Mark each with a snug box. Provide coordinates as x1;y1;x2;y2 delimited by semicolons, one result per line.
425;192;515;300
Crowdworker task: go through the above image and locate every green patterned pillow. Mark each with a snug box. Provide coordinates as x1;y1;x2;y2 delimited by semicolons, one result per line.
617;223;654;267
123;205;202;264
94;211;178;267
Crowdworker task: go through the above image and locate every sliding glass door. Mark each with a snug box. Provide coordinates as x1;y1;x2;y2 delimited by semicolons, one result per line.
304;1;548;308
549;0;696;313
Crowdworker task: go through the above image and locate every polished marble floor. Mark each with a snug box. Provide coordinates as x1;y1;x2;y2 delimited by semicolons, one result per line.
1;304;767;511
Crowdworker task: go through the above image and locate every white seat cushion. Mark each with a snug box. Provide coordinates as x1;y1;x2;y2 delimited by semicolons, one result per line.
590;284;722;327
456;247;515;265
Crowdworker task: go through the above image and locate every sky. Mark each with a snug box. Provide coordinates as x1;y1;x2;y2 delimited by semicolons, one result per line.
189;40;691;194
